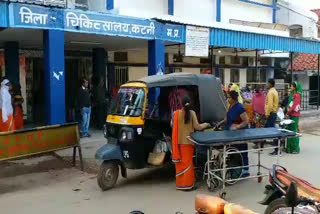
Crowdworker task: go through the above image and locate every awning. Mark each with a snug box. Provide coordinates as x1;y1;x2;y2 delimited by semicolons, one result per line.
155;15;320;55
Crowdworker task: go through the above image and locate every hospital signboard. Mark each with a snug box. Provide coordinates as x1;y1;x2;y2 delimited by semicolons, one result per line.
8;3;185;43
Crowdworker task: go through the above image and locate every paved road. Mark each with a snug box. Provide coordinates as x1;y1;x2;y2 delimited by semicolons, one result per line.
1;125;320;214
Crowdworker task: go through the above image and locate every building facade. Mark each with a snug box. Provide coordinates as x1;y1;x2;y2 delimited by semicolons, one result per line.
0;0;319;126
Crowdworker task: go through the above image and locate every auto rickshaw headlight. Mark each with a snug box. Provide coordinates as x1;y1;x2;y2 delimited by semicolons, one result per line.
121;131;127;140
120;129;134;142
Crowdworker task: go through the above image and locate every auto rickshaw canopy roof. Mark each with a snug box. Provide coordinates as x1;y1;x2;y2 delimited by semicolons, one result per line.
136;73;227;122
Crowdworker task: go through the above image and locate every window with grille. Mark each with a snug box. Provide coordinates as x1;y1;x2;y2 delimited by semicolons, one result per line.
114;52;128;62
259;58;270;66
230;69;239;83
219;69;225;85
260;69;267;82
247;69;267;83
247;69;257;83
219;56;226;65
230;56;240;65
114;66;128;88
75;0;88;10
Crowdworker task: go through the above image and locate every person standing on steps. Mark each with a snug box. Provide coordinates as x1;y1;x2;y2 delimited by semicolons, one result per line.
77;77;92;138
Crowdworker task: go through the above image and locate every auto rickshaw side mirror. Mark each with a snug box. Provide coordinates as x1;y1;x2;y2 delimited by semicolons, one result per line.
285;182;299;208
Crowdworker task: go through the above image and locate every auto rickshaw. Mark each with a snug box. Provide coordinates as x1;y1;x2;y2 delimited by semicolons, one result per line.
95;73;227;191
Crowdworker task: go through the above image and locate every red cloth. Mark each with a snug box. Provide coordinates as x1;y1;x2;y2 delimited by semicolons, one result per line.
288;93;301;117
171;111;181;162
0;115;15;132
252;93;266;115
14;106;24;130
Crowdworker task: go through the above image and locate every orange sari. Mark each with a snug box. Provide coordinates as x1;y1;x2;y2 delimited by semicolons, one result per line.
0;115;15;132
14;106;24;130
0;109;2;130
172;111;195;190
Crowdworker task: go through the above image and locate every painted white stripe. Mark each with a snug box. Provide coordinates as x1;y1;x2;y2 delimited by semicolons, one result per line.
176;165;191;177
176;184;194;190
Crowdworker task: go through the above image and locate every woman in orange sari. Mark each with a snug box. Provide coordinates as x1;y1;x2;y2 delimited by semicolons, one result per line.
0;79;15;132
172;96;209;191
13;95;24;130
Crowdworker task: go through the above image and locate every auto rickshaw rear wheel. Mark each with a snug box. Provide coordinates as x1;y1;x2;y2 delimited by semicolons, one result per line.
98;161;119;191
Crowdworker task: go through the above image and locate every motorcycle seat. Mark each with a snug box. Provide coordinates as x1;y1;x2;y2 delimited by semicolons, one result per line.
276;169;320;202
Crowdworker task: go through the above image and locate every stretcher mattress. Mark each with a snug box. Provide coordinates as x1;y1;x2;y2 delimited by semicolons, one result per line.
191;128;296;146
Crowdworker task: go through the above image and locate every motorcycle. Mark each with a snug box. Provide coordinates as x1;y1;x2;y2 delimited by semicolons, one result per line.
260;165;320;214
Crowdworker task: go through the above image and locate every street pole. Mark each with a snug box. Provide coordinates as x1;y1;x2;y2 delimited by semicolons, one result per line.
290;52;294;83
256;50;258;87
317;54;320;110
211;47;214;76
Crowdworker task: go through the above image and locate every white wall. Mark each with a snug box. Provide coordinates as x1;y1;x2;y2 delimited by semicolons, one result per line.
88;0;107;13
297;74;309;90
128;49;148;64
129;67;148;81
222;0;273;24
239;69;247;88
115;0;168;18
174;0;217;24
67;0;107;12
224;69;231;86
277;0;318;38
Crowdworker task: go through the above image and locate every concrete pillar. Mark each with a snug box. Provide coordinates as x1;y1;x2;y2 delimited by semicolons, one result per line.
148;40;165;108
4;42;19;85
225;69;231;86
43;30;66;125
148;40;165;76
92;48;106;84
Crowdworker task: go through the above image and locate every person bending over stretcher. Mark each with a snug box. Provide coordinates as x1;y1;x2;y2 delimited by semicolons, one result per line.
217;90;250;176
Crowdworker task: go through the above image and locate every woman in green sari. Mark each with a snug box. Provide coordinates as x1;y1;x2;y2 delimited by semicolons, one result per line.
286;82;302;154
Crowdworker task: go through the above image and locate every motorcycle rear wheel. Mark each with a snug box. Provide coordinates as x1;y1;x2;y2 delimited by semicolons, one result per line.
264;198;287;214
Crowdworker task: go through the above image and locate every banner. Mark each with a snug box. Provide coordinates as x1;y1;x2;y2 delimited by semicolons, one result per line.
185;26;209;57
0;123;80;161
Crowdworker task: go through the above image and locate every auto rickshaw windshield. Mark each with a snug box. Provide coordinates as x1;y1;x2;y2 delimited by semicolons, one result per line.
109;87;145;117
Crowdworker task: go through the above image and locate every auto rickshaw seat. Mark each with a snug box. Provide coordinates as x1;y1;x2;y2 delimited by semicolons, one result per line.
276;169;320;202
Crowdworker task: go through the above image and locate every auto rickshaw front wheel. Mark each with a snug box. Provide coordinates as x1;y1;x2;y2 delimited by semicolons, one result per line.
98;161;119;191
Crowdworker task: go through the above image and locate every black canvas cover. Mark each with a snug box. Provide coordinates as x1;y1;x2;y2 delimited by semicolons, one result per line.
138;73;227;122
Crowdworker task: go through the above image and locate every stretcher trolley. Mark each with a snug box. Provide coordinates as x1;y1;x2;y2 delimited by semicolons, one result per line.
188;128;298;198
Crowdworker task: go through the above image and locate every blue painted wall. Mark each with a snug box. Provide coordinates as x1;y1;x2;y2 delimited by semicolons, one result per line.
168;0;174;15
216;0;221;22
0;2;8;27
43;30;66;125
272;0;277;24
148;40;165;111
107;0;114;10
